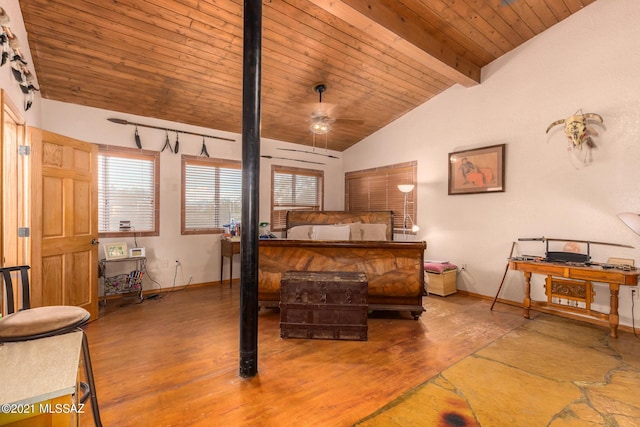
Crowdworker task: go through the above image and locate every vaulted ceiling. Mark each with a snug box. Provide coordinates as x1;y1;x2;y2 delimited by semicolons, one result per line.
19;0;595;152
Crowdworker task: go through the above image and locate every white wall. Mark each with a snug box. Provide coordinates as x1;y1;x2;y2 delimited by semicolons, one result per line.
0;0;41;126
342;0;640;327
40;101;344;290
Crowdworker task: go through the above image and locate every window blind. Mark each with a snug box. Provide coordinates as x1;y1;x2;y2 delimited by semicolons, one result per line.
345;161;417;231
271;166;324;231
98;150;158;234
183;156;242;234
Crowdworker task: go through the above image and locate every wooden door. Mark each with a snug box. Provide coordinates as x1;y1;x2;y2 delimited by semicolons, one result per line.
1;91;27;315
29;128;99;320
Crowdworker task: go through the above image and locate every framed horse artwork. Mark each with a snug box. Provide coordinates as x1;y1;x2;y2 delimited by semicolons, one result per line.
448;144;505;195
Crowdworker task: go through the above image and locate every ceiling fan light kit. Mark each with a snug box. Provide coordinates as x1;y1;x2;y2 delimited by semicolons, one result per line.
309;118;331;134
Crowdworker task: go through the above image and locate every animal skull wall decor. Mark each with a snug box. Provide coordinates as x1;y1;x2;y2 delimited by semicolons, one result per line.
546;110;604;164
546;110;603;148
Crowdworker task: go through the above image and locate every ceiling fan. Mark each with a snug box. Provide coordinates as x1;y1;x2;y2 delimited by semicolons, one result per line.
277;83;364;160
306;83;364;135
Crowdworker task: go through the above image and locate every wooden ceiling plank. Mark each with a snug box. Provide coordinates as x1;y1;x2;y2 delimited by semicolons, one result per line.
261;16;439;109
523;0;561;28
25;0;190;45
22;7;246;75
32;56;243;114
491;0;537;40
26;28;243;94
86;0;196;32
562;0;594;14
265;1;450;96
42;83;243;135
542;0;571;21
407;0;508;60
27;41;243;109
284;0;458;88
458;0;527;52
27;39;242;98
394;0;489;66
502;0;547;34
307;0;481;87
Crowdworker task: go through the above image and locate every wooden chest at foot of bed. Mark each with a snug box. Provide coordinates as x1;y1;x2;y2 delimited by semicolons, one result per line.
279;271;368;341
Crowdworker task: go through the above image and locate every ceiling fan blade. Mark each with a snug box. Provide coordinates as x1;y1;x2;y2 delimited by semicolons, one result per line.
334;118;365;125
305;102;338;117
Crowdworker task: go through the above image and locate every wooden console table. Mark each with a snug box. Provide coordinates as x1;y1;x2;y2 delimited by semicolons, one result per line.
509;259;639;338
220;237;240;287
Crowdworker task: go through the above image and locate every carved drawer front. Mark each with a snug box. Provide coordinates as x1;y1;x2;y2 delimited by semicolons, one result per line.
545;276;593;310
280;271;368;341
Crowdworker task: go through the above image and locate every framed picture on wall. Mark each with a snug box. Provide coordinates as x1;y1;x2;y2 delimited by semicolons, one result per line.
448;144;505;195
104;242;128;260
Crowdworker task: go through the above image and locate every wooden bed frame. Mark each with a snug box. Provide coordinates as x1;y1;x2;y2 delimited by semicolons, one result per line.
258;211;427;319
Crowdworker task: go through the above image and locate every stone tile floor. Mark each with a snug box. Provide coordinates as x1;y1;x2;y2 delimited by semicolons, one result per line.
357;313;640;426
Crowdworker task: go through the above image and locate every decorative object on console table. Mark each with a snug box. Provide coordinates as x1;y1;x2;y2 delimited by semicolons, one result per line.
280;271;368;341
448;144;505;195
103;242;128;260
129;247;145;257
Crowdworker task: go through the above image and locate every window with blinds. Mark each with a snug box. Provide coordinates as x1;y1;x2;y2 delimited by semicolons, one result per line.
345;161;417;232
98;146;159;237
271;165;324;231
182;156;242;235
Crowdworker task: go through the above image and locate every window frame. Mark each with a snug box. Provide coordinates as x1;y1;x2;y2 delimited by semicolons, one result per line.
270;165;324;232
344;161;417;233
181;155;242;235
97;144;160;238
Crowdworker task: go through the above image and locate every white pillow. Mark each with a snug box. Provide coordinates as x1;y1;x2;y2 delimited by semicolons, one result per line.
349;222;362;241
360;223;387;241
312;224;351;240
287;225;313;240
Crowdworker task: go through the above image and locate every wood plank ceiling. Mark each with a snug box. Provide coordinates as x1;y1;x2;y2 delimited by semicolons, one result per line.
19;0;595;152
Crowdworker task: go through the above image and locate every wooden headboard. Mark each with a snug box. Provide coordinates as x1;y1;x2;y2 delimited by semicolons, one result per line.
286;211;394;241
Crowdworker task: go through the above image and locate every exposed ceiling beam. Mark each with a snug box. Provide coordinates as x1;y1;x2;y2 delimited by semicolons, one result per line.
308;0;481;87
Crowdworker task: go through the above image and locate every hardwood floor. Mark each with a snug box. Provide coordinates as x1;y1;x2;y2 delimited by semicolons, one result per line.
80;285;527;426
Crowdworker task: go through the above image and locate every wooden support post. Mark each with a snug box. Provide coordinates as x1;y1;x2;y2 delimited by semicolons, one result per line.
239;0;262;378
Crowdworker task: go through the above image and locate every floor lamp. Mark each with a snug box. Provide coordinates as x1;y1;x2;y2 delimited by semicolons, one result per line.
398;184;419;238
618;212;640;236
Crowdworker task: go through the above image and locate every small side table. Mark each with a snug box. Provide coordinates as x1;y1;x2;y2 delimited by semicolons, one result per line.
99;256;146;303
220;237;240;287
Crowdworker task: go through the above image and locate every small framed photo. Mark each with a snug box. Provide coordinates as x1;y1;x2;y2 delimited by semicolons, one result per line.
104;242;128;260
129;247;146;258
448;144;505;195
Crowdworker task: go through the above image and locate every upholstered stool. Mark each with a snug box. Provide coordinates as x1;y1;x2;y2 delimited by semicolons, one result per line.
0;266;102;426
